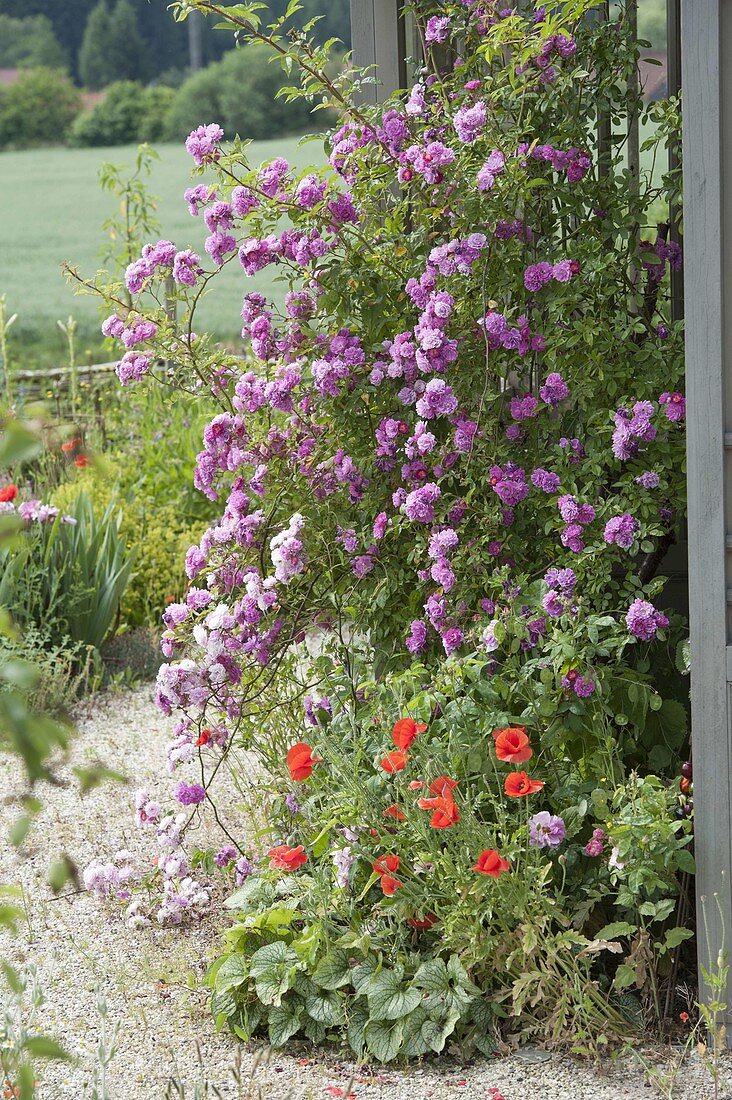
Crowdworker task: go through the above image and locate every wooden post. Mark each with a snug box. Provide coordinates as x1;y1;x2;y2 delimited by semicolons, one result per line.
188;10;204;72
682;0;732;1027
667;0;683;322
349;0;406;103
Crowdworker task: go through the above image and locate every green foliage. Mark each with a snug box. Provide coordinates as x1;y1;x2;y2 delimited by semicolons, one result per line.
69;82;174;148
209;874;493;1061
163;44;317;142
96;143;162;274
137;86;177;143
50;386;217;630
0;963;71;1098
83;0;691;1057
0;15;69;71
78;0;150;90
78;0;112;90
0;624;92;716
108;0;150;85
0;492;134;654
0;0;351;85
0;67;81;150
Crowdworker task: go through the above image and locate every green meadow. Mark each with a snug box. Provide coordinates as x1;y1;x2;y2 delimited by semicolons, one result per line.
0;135;324;367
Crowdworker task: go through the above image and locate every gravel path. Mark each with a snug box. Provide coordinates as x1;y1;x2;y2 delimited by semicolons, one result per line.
0;685;727;1100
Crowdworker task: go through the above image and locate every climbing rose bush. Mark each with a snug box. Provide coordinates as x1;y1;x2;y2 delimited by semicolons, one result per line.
80;0;693;1057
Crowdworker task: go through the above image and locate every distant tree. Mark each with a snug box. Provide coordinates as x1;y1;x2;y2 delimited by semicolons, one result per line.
163;45;317;143
0;15;69;70
109;0;150;83
0;67;81;148
78;0;113;89
68;81;175;146
0;0;350;83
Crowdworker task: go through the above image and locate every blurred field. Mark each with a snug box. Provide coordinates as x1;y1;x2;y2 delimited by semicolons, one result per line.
0;136;325;367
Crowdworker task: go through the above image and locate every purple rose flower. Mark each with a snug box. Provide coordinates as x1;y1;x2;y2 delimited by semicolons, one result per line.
214;844;237;868
659;391;686;421
174;781;206;806
185;123;224;166
539;371;569;406
425;14;450;43
406;619;428;654
453;101;487;144
531;468;561;493
405;482;441;523
529;812;566;849
604;513;638;550
626;598;669;641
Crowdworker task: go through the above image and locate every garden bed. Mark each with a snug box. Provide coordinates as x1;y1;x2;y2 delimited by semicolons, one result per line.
0;687;720;1099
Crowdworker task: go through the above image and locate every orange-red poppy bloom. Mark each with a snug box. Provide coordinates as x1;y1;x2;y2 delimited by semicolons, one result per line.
0;484;17;502
196;728;211;746
417;793;460;828
473;848;510;877
494;726;533;764
74;454;91;468
408;779;425;790
61;437;81;454
380;750;409;773
268;844;308;871
383;803;406;821
373;854;402;895
286;742;322;781
392;717;427;750
429;774;458;797
504;770;544;797
407;913;438;930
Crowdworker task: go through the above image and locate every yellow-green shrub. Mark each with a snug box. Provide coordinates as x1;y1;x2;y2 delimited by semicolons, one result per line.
52;463;203;629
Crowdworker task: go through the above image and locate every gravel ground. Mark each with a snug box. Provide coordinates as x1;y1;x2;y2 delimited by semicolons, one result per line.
0;685;728;1100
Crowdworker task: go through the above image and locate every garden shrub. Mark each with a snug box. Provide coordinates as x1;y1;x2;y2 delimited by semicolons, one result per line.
0;15;69;72
51;411;215;630
136;85;177;143
0;67;81;150
162;45;317;142
68;81;175;148
0;624;92;717
82;0;690;1057
0;491;134;655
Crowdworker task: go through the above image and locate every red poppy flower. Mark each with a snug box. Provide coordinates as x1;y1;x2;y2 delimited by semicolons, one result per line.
74;455;91;468
383;804;406;821
0;485;17;502
494;726;533;764
286;742;322;781
407;913;438;930
380;750;408;773
392;717;427;750
417;794;460;828
408;779;425;790
268;844;308;871
429;774;458;797
196;728;211;746
504;770;544;797
61;437;81;454
473;848;510;877
373;854;402;895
